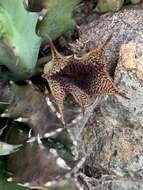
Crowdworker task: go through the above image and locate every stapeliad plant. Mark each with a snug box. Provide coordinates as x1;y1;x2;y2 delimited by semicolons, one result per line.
0;0;80;81
0;0;41;81
0;0;80;189
97;0;124;12
37;0;81;40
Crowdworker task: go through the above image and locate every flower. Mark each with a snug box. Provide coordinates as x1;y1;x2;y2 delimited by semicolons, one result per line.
43;35;128;124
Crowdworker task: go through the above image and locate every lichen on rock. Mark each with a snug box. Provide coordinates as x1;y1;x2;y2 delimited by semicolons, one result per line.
120;42;143;80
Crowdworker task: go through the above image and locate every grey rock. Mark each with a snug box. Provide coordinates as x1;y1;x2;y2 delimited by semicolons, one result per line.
73;7;143;70
70;5;143;190
78;174;143;190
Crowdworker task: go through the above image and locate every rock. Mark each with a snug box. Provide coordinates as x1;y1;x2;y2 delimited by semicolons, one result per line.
77;174;143;190
70;5;143;190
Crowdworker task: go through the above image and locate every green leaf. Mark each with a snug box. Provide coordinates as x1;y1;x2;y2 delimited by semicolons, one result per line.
97;0;124;13
0;0;41;80
37;0;80;40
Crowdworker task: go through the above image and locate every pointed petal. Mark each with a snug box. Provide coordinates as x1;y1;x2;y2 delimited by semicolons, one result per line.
48;79;66;124
47;39;70;76
74;34;112;66
90;70;128;99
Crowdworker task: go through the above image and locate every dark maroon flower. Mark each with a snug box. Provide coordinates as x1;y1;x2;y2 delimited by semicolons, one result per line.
43;35;128;124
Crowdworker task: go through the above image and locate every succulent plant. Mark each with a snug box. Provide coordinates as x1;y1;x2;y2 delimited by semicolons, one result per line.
0;0;42;81
37;0;80;40
129;0;141;4
0;0;80;81
97;0;124;13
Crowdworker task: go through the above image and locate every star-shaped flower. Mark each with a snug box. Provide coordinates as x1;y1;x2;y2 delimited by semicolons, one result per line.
43;35;128;124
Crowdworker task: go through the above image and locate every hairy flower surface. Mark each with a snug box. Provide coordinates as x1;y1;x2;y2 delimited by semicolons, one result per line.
43;36;128;124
